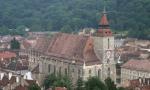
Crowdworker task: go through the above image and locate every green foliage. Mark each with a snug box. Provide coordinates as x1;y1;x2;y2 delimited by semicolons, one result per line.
44;74;72;90
10;38;20;50
44;73;57;89
105;77;117;90
76;77;84;90
85;77;107;90
60;25;73;33
44;75;126;90
28;83;41;90
0;0;149;39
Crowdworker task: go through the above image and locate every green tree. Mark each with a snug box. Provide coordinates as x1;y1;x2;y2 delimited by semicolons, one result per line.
76;77;84;90
28;83;41;90
60;25;73;33
10;38;20;50
44;73;57;89
53;75;72;90
44;74;72;90
117;87;126;90
105;77;117;90
85;77;107;90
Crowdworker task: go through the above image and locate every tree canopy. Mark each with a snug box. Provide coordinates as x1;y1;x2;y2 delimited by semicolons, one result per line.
0;0;149;39
44;74;72;90
28;83;41;90
10;38;20;50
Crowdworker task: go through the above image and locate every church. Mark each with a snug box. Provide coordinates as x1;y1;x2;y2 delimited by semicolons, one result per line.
27;9;116;85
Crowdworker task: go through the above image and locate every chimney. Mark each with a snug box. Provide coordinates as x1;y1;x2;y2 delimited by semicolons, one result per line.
0;73;4;80
8;73;12;80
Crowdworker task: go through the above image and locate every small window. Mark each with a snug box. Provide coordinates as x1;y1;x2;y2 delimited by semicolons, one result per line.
78;69;81;78
48;64;51;73
54;65;56;74
98;69;101;78
108;68;110;77
59;67;61;75
65;68;68;75
72;69;74;72
89;69;91;74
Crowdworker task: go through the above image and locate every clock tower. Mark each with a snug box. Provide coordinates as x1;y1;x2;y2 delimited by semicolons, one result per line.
93;8;116;82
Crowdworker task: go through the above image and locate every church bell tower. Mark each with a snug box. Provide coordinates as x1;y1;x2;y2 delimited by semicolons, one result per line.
93;7;116;82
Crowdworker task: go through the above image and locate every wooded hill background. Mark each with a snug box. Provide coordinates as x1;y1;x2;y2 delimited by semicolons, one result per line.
0;0;149;39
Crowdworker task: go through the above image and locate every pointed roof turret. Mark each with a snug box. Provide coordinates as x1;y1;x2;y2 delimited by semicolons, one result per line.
99;7;109;26
97;7;112;37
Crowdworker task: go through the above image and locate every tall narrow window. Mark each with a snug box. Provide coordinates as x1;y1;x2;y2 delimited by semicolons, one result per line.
89;69;91;74
54;65;56;74
108;38;110;49
108;68;110;77
65;68;68;75
89;69;92;77
59;67;61;75
48;64;51;73
98;69;101;78
78;69;81;78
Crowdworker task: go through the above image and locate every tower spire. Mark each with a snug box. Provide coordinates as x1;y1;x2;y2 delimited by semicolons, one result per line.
103;6;106;14
97;7;112;37
99;6;109;27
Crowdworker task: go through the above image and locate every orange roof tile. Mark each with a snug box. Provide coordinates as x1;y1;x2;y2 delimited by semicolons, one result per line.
122;60;150;72
0;51;16;59
99;14;109;25
15;85;28;90
35;33;101;65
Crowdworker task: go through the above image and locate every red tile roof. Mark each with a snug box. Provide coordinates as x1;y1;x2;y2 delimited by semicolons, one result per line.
99;14;109;25
55;87;67;90
128;78;150;90
122;60;150;72
15;85;28;90
25;80;36;85
0;51;16;59
22;40;31;49
35;33;101;65
98;11;112;37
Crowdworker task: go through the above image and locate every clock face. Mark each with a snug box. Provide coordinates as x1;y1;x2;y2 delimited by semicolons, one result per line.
105;50;112;59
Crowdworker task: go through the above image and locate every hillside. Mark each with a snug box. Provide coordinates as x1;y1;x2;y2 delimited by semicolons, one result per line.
0;0;149;39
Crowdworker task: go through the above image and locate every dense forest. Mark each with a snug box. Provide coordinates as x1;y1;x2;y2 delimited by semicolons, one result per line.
0;0;149;39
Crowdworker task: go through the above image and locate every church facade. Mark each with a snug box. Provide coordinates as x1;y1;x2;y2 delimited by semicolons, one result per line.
27;9;116;85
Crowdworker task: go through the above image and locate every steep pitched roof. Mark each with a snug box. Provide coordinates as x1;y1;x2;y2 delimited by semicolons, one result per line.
99;13;109;25
121;60;150;72
34;37;51;52
97;8;112;37
35;33;101;65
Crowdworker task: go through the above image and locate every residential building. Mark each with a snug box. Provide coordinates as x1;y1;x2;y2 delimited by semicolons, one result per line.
121;59;150;86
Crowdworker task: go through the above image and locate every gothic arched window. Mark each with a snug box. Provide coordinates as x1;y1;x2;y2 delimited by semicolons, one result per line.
59;67;61;75
98;69;101;78
54;65;56;74
65;68;68;75
108;68;110;77
48;64;51;73
108;38;110;49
